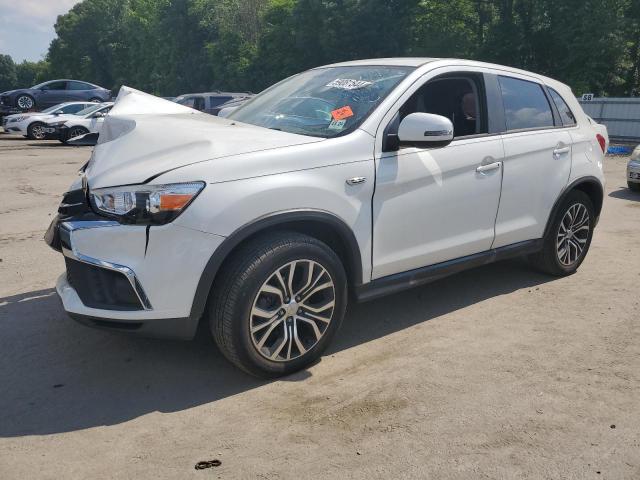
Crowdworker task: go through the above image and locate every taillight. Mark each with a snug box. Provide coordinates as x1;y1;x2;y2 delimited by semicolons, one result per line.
596;134;606;154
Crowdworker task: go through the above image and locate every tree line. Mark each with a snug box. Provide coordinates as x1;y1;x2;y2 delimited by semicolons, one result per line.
1;0;639;97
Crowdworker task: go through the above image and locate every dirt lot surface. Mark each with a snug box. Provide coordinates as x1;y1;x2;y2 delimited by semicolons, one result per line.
0;132;638;479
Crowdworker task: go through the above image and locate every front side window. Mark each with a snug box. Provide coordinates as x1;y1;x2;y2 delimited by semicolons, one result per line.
208;96;233;108
174;96;202;110
39;81;67;91
399;75;487;138
499;76;554;131
548;88;577;126
229;66;414;138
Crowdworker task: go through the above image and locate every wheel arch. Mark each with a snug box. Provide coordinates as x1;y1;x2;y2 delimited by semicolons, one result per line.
188;210;364;323
544;176;604;238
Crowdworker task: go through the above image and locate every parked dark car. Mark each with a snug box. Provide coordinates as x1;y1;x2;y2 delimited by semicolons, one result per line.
173;91;253;116
0;80;111;114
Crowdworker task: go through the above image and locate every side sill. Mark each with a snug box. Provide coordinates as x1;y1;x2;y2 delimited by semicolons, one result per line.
354;239;543;303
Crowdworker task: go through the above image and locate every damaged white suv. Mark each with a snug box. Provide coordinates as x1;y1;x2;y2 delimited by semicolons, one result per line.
46;59;607;377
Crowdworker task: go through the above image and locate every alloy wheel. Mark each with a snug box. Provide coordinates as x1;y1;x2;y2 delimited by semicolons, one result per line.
556;203;590;266
249;259;335;362
68;127;87;139
31;125;46;139
17;96;34;110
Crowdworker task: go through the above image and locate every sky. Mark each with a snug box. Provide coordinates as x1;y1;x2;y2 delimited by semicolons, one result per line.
0;0;81;63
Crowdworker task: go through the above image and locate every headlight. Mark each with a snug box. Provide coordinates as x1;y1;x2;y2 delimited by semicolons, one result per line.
10;116;27;122
90;182;205;225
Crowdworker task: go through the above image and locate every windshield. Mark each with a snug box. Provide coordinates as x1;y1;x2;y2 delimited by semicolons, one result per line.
228;66;414;138
76;104;104;116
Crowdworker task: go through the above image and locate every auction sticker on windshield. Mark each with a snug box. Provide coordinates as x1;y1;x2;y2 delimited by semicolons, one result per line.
326;79;373;90
328;119;346;131
331;106;354;120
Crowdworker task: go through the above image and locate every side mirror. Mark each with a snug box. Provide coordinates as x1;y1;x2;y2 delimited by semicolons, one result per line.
92;111;106;118
398;113;454;148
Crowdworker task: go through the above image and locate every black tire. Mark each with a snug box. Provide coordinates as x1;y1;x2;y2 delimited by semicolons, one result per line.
628;181;640;192
209;231;348;378
27;122;46;140
63;126;89;144
15;94;35;111
529;190;595;276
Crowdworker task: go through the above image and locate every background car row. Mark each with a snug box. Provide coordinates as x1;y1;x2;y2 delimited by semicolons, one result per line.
0;79;112;116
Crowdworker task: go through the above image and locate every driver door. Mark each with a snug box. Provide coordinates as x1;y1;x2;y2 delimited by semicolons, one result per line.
372;70;504;279
37;81;68;107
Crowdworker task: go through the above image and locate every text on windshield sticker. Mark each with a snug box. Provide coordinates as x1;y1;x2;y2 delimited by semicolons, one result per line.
326;79;373;90
328;119;346;131
331;106;354;120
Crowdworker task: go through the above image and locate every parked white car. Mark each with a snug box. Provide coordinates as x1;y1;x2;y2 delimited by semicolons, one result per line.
46;59;607;377
43;102;114;143
628;145;640;191
2;102;94;139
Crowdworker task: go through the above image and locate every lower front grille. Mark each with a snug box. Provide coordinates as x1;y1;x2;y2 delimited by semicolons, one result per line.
65;258;144;311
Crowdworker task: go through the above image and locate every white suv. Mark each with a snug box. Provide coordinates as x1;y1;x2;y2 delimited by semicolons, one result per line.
45;58;607;377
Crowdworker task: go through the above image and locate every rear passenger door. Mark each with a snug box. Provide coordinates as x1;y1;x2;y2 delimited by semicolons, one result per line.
492;75;572;248
66;81;94;101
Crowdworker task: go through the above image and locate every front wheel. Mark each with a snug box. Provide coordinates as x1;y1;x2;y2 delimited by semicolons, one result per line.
16;94;35;110
62;126;89;144
27;122;46;140
529;190;595;276
209;232;348;377
628;181;640;192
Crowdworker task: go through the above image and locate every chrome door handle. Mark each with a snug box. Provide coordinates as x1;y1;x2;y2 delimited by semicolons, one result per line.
476;162;502;174
553;146;570;158
346;177;366;185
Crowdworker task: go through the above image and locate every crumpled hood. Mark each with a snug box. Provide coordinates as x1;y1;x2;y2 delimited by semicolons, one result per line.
86;87;322;189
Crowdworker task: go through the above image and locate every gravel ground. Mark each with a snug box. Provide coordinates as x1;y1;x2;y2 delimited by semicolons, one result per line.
0;132;638;479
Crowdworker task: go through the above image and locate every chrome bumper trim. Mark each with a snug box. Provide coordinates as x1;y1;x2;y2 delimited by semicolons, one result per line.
59;220;153;310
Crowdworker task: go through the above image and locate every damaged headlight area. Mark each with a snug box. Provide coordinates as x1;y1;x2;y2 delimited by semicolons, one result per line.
89;182;205;225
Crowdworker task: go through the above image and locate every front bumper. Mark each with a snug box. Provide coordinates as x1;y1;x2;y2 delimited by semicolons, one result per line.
42;125;65;140
46;193;225;339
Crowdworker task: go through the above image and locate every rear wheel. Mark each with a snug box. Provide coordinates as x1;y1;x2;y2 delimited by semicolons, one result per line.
628;181;640;192
209;232;347;377
27;122;46;140
529;190;594;276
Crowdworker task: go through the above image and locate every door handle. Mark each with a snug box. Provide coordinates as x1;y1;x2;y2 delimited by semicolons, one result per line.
346;177;366;186
476;162;502;174
553;146;570;158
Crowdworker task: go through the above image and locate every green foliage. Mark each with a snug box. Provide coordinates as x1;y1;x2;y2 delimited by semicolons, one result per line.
0;55;17;92
1;0;639;96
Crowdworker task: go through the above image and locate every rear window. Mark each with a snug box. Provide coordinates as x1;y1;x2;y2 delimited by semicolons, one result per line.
548;88;577;126
67;81;93;91
208;96;233;108
499;76;554;131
